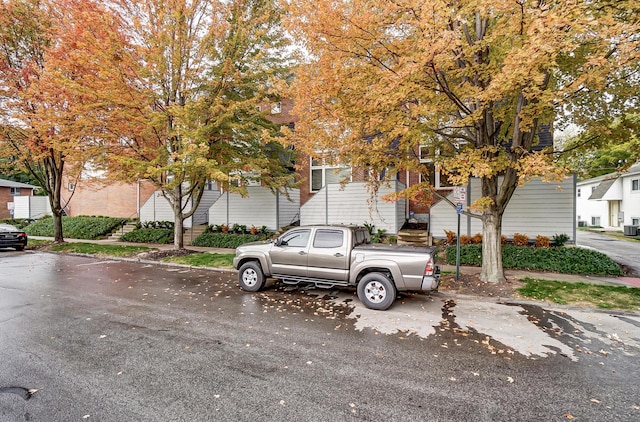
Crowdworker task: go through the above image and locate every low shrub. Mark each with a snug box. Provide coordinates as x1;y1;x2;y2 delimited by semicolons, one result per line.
121;228;174;244
444;244;622;276
444;230;456;244
471;233;483;244
535;235;551;248
513;233;529;246
459;235;472;245
25;216;126;239
191;232;264;248
140;221;174;229
552;233;570;247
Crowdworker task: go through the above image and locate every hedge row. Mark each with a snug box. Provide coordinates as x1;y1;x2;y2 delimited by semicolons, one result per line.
444;244;622;276
121;228;174;244
24;216;126;239
191;232;265;249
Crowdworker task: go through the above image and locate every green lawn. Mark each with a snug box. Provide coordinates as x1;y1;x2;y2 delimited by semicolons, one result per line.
517;278;640;311
48;242;152;256
161;252;235;268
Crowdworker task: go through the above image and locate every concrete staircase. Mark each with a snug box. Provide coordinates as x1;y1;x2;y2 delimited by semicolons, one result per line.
107;222;138;241
396;229;431;246
185;224;209;245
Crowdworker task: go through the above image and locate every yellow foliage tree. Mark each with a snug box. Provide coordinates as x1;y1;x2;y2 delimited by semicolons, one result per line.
286;0;640;282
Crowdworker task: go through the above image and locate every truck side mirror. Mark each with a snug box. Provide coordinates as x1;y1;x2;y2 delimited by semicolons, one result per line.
275;238;283;247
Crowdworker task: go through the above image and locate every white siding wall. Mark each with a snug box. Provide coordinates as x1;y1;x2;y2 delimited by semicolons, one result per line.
576;180;609;227
621;176;640;226
208;187;300;231
430;177;576;241
300;181;406;234
192;189;222;225
278;189;301;228
139;191;180;225
13;196;52;218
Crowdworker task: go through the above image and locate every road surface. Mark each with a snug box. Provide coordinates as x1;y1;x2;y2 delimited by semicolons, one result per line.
1;251;639;421
576;230;640;276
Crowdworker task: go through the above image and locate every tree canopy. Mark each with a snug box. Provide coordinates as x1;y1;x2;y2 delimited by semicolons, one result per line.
285;0;640;282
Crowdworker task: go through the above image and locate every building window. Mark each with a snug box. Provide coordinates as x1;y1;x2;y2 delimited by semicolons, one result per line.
419;142;461;188
310;157;351;192
10;187;20;196
632;179;639;192
632;218;639;226
591;216;601;226
577;188;581;198
271;101;281;114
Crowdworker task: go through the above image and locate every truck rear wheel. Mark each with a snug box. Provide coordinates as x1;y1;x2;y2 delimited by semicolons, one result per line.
357;272;396;311
238;261;266;292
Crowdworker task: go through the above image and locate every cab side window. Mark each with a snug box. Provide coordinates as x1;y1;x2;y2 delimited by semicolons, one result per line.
313;229;344;248
280;229;311;247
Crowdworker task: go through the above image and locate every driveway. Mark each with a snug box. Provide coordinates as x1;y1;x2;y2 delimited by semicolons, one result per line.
576;230;640;276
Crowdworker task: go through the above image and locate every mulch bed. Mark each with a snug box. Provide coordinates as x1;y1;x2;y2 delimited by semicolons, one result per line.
438;273;524;298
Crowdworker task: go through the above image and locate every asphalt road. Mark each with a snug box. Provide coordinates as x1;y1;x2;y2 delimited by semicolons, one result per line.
1;251;640;421
576;230;640;276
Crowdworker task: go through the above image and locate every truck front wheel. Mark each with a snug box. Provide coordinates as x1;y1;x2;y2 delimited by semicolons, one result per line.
357;273;396;311
238;261;266;292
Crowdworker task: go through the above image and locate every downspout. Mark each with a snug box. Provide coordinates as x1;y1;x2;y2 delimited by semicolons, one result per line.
325;184;329;225
276;191;280;229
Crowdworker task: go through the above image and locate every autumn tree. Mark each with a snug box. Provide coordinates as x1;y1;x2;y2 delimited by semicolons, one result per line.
52;0;296;249
286;0;640;282
0;0;105;242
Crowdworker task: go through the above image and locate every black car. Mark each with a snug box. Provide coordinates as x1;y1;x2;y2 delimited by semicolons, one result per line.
0;224;28;251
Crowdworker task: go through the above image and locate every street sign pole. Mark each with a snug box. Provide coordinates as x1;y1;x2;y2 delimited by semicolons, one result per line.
456;202;462;280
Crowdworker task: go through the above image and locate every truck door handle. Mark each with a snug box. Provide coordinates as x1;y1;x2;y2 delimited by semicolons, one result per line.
298;251;307;255
334;253;344;257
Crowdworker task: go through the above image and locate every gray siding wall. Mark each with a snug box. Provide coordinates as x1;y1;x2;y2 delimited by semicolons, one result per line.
208;187;300;231
430;176;576;241
140;191;195;227
13;196;52;218
300;181;406;234
192;189;222;225
278;189;301;228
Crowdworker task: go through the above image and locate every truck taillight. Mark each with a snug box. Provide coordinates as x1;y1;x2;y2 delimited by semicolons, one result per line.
424;257;434;276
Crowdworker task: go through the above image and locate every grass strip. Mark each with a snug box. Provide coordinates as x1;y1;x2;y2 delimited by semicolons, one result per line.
162;252;235;268
49;242;151;256
517;278;640;311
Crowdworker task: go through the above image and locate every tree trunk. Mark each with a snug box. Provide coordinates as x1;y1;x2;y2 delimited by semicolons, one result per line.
172;191;185;249
52;208;64;243
480;210;505;283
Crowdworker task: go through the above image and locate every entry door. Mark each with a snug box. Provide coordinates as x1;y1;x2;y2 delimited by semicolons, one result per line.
307;229;349;281
609;201;620;227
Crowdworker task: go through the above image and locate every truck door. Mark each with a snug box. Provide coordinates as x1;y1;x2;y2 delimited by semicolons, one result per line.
270;228;311;277
307;229;349;281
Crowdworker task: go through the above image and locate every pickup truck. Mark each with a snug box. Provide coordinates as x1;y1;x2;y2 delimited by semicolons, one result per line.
233;225;440;310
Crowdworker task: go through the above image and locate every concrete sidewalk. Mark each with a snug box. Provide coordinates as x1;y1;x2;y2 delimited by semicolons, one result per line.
30;235;640;288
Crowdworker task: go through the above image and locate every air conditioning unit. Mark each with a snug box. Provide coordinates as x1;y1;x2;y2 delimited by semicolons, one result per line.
623;225;639;236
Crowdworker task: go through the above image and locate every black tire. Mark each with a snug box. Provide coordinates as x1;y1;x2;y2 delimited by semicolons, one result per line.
357;272;397;311
238;261;266;292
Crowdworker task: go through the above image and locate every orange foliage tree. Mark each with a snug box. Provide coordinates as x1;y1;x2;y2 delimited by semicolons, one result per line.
285;0;640;282
0;0;107;241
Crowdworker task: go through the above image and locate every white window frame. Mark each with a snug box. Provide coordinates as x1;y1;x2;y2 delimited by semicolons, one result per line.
632;179;639;192
310;156;351;192
591;216;601;226
10;187;21;196
418;142;463;189
632;217;639;226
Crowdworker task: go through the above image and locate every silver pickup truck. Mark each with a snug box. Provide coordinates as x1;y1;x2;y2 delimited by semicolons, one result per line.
233;225;440;310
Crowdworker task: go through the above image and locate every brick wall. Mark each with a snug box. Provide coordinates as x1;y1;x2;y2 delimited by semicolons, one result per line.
63;179;157;218
0;187;34;220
